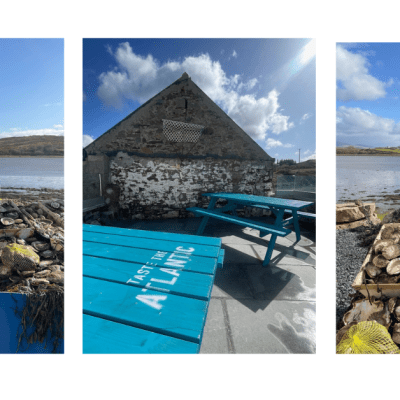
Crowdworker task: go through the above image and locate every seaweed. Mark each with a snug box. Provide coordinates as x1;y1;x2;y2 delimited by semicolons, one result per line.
12;290;64;353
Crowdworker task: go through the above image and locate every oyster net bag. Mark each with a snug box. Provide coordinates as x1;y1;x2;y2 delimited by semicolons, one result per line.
337;321;400;354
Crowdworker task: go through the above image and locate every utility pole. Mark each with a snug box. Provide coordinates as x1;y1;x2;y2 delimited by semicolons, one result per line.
298;148;301;163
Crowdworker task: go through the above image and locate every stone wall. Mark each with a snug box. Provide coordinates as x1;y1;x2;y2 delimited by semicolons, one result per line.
83;154;110;200
110;152;273;219
85;74;272;163
84;73;274;219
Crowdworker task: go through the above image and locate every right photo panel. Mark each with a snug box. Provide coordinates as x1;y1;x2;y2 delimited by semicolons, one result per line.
336;42;400;354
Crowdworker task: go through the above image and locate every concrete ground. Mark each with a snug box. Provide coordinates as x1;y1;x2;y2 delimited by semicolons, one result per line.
110;215;316;354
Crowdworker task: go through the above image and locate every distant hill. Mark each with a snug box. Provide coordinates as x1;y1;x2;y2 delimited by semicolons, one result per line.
337;145;400;156
272;159;315;191
0;135;64;156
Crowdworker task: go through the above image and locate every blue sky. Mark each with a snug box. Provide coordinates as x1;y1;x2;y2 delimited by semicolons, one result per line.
83;39;315;162
336;43;400;147
0;39;64;139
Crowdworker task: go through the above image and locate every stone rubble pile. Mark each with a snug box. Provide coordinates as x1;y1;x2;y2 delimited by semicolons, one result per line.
0;199;64;294
337;213;400;353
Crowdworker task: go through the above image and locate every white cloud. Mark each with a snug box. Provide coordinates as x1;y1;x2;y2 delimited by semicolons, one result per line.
53;124;63;129
265;138;294;149
0;128;64;140
300;113;312;124
97;43;294;141
336;45;392;101
303;152;316;161
232;50;238;58
237;78;258;92
83;134;94;148
336;106;400;138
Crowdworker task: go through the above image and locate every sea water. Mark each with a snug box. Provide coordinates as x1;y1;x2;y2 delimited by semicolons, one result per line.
0;157;64;190
337;156;400;212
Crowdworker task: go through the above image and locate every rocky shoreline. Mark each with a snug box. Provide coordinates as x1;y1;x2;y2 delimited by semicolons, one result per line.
0;198;64;294
338;192;400;214
0;187;64;203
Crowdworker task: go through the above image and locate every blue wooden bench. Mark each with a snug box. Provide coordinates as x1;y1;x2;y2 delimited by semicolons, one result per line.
82;224;224;354
249;205;316;227
187;207;291;267
187;207;290;238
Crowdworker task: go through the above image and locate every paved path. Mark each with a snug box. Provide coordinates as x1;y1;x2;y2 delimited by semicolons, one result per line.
107;216;316;354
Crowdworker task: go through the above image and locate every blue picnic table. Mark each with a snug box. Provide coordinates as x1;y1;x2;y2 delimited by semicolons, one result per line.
187;192;314;267
82;224;224;354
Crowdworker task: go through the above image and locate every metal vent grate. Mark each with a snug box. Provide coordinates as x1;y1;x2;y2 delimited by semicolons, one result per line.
162;119;204;143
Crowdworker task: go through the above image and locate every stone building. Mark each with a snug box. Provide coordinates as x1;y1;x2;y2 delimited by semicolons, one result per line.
83;72;275;219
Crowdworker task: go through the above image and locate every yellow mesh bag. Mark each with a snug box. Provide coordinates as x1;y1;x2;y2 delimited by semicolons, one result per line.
337;321;400;354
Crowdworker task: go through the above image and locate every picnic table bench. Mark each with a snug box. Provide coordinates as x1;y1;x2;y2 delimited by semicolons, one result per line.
188;192;314;267
83;224;224;354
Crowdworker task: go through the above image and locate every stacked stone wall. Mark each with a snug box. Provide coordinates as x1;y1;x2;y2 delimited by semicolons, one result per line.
110;153;273;219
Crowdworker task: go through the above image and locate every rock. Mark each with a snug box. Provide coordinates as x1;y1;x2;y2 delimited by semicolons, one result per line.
382;209;400;224
1;217;15;226
39;260;53;268
343;299;391;329
31;278;50;285
34;269;51;277
382;244;400;260
40;250;53;258
0;263;12;277
163;211;179;219
32;241;50;251
1;243;40;271
336;202;376;223
15;228;35;239
18;270;35;277
47;270;64;284
392;323;400;344
336;214;381;230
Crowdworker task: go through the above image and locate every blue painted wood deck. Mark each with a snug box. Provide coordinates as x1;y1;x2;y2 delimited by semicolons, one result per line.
83;224;223;354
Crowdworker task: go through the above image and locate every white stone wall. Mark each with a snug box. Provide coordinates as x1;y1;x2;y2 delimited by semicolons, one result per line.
110;152;273;219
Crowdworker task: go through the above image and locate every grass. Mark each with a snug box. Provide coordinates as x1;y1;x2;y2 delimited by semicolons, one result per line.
377;212;389;221
375;148;400;154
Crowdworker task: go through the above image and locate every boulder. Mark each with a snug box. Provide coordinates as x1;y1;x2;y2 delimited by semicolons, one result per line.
382;209;400;224
336;213;381;230
336;202;376;223
0;263;12;277
1;243;40;271
47;270;64;284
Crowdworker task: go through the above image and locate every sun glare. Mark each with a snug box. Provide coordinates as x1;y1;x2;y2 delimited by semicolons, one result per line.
299;39;316;66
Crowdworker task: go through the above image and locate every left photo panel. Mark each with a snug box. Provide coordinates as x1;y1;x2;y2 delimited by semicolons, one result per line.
0;39;64;353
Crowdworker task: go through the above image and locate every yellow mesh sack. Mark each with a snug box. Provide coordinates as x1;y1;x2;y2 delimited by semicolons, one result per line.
337;321;400;354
